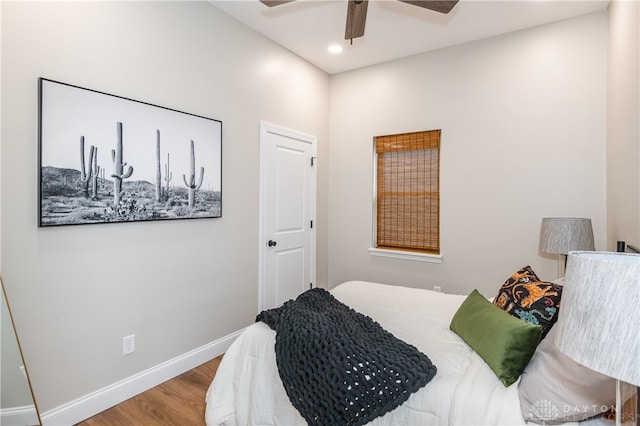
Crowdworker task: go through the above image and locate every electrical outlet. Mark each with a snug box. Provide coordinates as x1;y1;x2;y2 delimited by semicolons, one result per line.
433;285;442;293
122;334;135;355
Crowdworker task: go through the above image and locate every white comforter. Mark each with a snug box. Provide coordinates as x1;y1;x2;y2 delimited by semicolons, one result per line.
205;281;527;425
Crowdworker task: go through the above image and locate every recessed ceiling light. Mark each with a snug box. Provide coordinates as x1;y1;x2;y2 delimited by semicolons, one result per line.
328;44;343;54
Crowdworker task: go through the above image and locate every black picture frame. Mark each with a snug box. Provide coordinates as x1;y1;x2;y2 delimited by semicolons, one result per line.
38;78;222;227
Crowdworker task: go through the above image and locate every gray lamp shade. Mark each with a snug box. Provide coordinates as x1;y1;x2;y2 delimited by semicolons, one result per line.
554;251;640;386
539;218;595;254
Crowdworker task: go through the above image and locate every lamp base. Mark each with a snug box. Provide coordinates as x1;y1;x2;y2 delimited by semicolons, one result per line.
557;254;566;277
616;379;638;426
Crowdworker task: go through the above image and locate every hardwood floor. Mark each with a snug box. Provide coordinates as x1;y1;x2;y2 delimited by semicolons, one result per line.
76;355;223;426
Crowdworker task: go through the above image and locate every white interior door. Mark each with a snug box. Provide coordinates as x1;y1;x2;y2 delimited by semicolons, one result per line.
259;122;316;312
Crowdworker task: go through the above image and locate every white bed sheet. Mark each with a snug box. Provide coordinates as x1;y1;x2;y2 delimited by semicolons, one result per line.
205;281;528;425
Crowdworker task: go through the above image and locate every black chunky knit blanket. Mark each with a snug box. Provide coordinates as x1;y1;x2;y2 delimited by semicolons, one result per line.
256;288;437;426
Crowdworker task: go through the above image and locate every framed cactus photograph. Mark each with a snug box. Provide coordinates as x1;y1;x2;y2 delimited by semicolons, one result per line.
38;78;222;226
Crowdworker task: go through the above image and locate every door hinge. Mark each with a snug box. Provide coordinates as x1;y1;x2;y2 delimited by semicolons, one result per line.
311;156;317;166
310;283;313;289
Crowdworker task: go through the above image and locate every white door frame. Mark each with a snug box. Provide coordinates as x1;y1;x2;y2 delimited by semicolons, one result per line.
258;121;317;313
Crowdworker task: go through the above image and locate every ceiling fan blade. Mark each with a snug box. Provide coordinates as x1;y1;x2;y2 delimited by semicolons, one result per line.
345;0;369;40
398;0;459;14
259;0;295;7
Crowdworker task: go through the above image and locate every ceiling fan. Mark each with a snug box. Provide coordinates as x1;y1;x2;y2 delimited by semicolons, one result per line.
259;0;459;41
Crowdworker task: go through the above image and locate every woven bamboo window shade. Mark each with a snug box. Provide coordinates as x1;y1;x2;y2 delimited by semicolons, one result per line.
375;130;440;254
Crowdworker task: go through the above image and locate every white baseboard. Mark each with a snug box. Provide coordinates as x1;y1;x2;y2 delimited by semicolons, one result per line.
0;404;40;426
40;328;244;426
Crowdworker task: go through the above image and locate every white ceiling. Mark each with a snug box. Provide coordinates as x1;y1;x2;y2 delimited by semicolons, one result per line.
211;0;609;75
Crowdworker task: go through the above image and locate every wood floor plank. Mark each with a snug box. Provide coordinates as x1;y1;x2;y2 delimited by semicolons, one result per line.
149;382;203;424
75;356;223;426
79;407;140;426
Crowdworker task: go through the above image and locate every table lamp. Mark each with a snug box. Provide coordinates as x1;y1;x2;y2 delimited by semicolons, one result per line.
539;217;595;276
554;251;639;425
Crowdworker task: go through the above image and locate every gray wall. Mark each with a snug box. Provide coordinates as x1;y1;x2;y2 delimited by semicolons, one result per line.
607;0;640;250
328;11;608;293
0;0;329;414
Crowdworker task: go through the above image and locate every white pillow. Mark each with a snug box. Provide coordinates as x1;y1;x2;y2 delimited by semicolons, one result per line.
518;325;615;424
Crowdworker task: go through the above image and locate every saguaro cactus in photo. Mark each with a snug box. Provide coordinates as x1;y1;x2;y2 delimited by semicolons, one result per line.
182;139;204;207
155;130;162;202
111;122;134;207
79;136;95;198
91;147;100;199
164;153;172;199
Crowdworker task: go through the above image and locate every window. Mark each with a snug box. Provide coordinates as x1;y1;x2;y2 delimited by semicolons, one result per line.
374;130;440;256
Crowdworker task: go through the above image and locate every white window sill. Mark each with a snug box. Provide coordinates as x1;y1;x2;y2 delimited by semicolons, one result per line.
368;248;442;263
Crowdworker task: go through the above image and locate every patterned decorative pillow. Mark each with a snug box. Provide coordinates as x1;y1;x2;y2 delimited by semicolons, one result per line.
492;266;562;339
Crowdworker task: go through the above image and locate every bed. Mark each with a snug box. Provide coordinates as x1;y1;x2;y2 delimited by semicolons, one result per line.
205;270;617;425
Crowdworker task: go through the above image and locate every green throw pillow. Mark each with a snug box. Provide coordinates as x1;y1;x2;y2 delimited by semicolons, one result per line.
450;289;542;387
